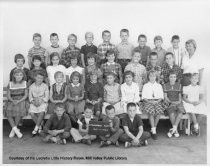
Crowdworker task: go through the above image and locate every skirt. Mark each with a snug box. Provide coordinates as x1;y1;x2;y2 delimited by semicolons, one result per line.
183;101;207;115
29;103;48;114
163;101;186;115
142;101;165;115
6;101;27;117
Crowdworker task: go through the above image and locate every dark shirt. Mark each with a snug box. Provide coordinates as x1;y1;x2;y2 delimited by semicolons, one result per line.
102;116;120;133
134;45;151;66
84;81;104;101
163;82;182;102
81;44;97;66
10;67;30;82
52;82;67;101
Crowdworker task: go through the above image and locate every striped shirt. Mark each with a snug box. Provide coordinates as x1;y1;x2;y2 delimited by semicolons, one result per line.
28;46;46;68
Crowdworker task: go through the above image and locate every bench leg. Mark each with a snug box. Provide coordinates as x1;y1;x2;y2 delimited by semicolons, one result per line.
186;118;191;136
179;119;183;131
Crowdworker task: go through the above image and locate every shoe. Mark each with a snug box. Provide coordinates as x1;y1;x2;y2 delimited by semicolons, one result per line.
151;133;158;140
100;141;108;147
43;135;53;142
194;127;200;136
14;128;23;138
174;130;180;138
115;141;120;147
167;128;174;138
31;130;38;137
143;140;148;146
49;137;57;143
125;141;132;148
62;139;67;145
9;129;15;138
81;139;91;145
38;126;42;134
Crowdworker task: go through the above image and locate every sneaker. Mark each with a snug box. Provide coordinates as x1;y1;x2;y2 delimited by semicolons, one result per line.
14;128;23;138
115;141;120;147
144;140;148;146
9;129;15;138
151;133;158;140
194;127;200;136
31;130;38;137
38;126;42;134
62;139;67;145
139;140;148;146
49;137;58;143
125;141;132;148
167;129;174;138
174;130;180;138
81;139;91;145
100;141;108;147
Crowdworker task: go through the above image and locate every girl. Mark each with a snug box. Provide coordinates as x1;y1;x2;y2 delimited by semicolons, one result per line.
120;70;140;114
46;52;66;87
29;71;49;137
6;69;28;138
142;70;165;140
48;71;68;114
183;73;207;136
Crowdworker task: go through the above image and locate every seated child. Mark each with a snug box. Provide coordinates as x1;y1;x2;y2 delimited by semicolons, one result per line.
29;71;49;136
102;72;123;115
163;71;185;138
119;102;151;148
142;70;165;140
70;103;97;145
6;69;28;138
183;73;207;136
100;105;124;147
42;103;71;144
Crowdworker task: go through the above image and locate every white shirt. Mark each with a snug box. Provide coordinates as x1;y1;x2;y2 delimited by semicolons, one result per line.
142;82;164;99
183;84;204;102
66;66;84;79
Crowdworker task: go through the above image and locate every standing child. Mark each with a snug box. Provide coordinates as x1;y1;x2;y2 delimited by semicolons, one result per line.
28;33;46;69
121;71;141;114
116;29;134;71
125;50;147;93
142;70;165;140
42;103;71;144
81;32;97;67
29;71;49;137
100;50;122;84
163;71;185;138
100;105;123;147
6;69;28;138
119;102;151;148
70;103;97;145
183;73;207;136
45;33;64;66
61;34;81;68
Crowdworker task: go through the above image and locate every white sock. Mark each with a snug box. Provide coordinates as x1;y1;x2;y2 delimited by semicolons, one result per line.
194;124;199;130
173;125;177;131
12;126;18;131
151;127;156;134
34;125;39;131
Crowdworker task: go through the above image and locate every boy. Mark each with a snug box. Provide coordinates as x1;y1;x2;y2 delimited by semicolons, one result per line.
42;103;71;144
151;35;167;67
134;34;151;67
119;102;151;148
45;33;64;66
100;105;124;147
97;30;115;66
81;32;97;67
116;29;134;71
61;34;82;68
161;52;182;84
70;103;97;145
28;33;46;69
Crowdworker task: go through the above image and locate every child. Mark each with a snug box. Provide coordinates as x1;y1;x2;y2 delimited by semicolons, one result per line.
161;52;183;84
61;34;82;68
6;69;28;138
70;103;97;145
124;50;147;93
134;34;151;67
102;72;123;115
163;71;185;138
119;102;151;148
67;71;85;116
10;54;29;82
183;73;207;136
151;35;167;67
49;71;68;114
66;54;85;85
42;103;71;144
121;71;141;114
81;32;97;67
29;71;49;137
46;52;66;87
100;105;124;147
85;52;103;84
28;33;46;69
28;55;48;85
45;33;64;66
97;30;115;66
142;70;165;140
116;29;134;71
167;35;186;67
84;71;104;118
100;50;122;84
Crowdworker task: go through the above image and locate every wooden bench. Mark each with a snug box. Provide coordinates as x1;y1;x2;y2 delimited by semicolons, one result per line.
2;87;191;135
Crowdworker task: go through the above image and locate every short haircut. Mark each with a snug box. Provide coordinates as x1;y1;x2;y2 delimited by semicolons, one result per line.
14;54;25;64
133;49;141;56
70;52;79;60
55;102;66;110
149;52;158;59
85;32;94;38
84;103;94;111
33;33;41;40
106;71;116;78
138;34;147;41
105;105;115;114
185;39;197;50
32;55;42;62
102;30;111;36
68;33;77;42
35;70;45;77
127;102;136;110
154;35;163;42
120;29;129;35
50;33;58;39
87;52;97;60
50;52;60;64
164;52;174;60
105;49;115;57
12;69;26;83
147;70;157;81
89;70;98;77
54;71;64;79
169;70;177;77
171;35;180;42
70;71;81;83
123;70;134;80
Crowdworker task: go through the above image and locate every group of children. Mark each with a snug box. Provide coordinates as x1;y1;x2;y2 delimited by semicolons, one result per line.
5;29;207;148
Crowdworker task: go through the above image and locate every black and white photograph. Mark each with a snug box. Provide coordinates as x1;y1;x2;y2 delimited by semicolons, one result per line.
1;0;209;165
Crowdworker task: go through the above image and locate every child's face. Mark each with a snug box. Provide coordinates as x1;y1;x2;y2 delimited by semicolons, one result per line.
72;76;79;85
120;32;129;42
127;106;136;119
154;40;162;48
68;36;76;46
70;59;78;67
107;75;115;85
172;39;179;49
16;59;24;68
35;74;44;84
106;108;115;119
149;73;156;83
165;54;174;66
50;36;59;46
14;72;24;82
33;37;41;47
87;57;95;66
169;74;177;84
107;54;115;63
191;75;199;85
55;107;65;117
84;108;93;118
132;52;141;63
102;32;111;42
85;34;94;44
90;74;98;82
55;74;64;84
138;37;146;48
125;74;133;85
52;56;59;65
33;59;41;68
150;55;158;66
186;43;195;55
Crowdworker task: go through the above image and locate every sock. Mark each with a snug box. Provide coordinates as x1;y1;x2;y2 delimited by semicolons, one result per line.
151;127;156;134
154;127;157;134
194;124;199;130
34;125;39;131
12;126;18;131
39;126;42;130
173;125;177;131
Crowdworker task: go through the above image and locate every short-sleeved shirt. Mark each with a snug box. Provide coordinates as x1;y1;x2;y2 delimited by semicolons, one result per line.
151;47;167;67
80;44;97;66
122;114;143;136
134;45;151;66
28;46;46;67
116;42;134;60
142;82;164;100
104;83;121;103
10;67;30;82
68;83;84;98
97;42;115;60
163;82;182;102
8;81;27;100
84;82;104;101
121;82;140;103
183;84;204;102
45;45;64;65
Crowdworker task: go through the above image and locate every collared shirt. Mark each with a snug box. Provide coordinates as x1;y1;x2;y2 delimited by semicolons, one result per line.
97;42;115;60
163;82;182;102
71;83;80;87
43;113;71;132
52;82;67;101
104;83;121;103
29;82;49;102
121;82;140;103
80;44;97;65
134;45;151;66
116;42;134;60
151;47;167;66
142;82;164;100
167;47;186;67
44;45;64;65
28;46;46;68
68;83;84;98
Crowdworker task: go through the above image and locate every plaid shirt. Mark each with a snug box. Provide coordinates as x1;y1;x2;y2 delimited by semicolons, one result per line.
60;46;81;68
161;63;183;84
97;42;116;60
